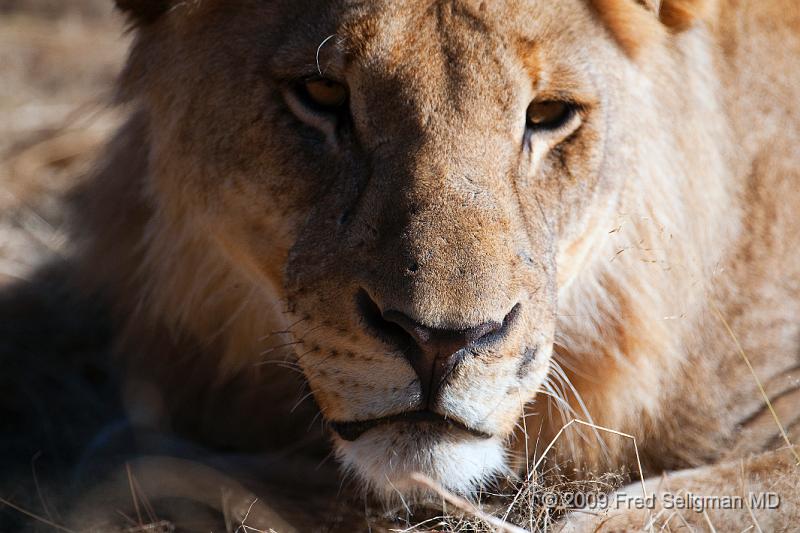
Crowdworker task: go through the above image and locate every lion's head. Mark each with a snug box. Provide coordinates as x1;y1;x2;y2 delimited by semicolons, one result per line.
106;0;717;501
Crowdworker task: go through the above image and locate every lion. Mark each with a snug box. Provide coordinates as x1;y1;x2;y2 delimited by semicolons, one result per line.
72;0;800;529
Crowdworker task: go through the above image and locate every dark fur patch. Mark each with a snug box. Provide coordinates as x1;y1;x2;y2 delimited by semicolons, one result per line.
115;0;171;25
517;346;539;379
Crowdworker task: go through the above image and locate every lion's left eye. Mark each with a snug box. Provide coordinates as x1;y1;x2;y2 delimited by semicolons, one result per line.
296;78;349;113
526;100;576;132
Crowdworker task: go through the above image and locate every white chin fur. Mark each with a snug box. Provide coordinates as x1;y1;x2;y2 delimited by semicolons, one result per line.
335;426;508;504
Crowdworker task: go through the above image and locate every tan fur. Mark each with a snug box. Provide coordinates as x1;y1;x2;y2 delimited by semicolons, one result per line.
589;0;715;56
77;0;800;527
590;0;667;55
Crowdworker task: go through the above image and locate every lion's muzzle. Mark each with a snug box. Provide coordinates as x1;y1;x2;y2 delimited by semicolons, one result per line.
358;290;522;407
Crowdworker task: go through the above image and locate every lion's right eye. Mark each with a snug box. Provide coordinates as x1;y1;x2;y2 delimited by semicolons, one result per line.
295;78;349;114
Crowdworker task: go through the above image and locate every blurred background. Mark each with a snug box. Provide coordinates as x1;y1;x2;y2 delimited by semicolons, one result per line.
0;0;125;284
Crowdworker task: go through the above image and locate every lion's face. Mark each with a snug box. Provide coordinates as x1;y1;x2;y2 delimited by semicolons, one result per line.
130;0;645;499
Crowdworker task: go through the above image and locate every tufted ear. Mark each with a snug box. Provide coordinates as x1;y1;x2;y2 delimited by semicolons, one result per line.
591;0;712;57
114;0;171;25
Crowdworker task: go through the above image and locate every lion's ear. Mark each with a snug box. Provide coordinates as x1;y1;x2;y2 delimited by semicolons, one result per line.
639;0;711;31
655;0;711;31
114;0;171;26
591;0;712;57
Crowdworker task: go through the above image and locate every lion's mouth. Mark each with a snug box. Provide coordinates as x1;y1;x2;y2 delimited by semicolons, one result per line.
329;410;492;441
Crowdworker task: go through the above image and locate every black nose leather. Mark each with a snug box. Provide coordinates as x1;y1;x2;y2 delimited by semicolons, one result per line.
378;307;514;405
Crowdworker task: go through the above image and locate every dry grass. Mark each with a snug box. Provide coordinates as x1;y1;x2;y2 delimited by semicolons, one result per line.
390;470;625;533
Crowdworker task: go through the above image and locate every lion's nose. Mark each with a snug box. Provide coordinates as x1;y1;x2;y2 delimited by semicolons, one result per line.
382;310;516;405
357;291;519;406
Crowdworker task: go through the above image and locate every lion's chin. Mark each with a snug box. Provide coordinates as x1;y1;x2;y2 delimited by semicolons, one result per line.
333;424;509;504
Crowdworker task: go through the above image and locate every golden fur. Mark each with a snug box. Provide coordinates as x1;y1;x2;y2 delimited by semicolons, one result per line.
76;0;800;528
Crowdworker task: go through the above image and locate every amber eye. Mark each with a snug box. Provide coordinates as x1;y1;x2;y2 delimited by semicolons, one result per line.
526;100;575;132
298;78;348;113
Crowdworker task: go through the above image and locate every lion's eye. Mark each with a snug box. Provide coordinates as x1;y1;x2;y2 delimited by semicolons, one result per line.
297;78;348;113
526;100;575;132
